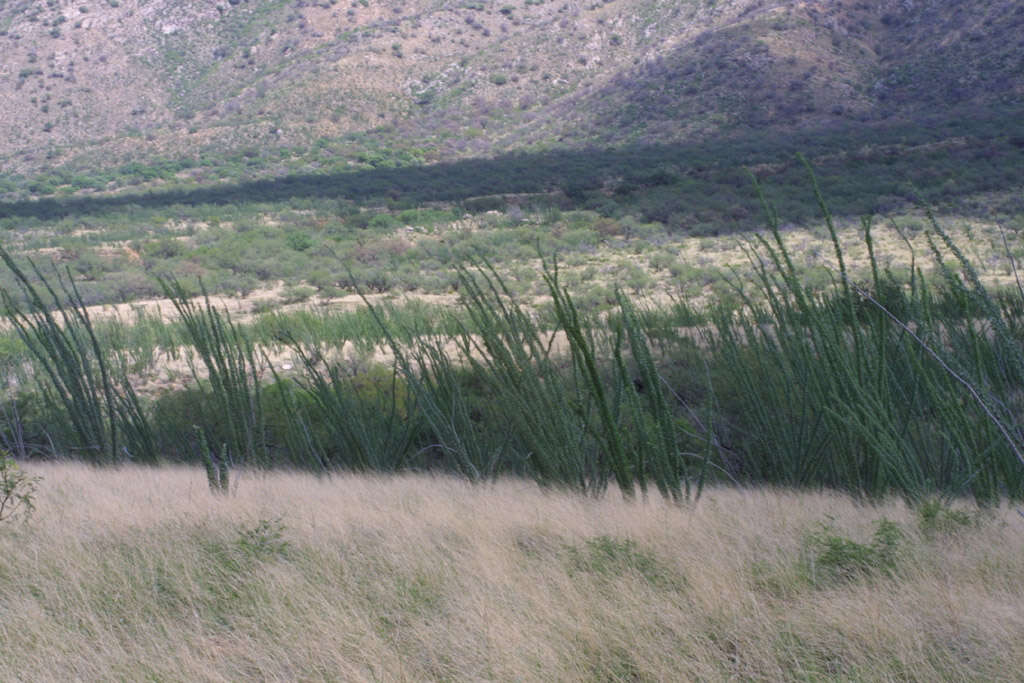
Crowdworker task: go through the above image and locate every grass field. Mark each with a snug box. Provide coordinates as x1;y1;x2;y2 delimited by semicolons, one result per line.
1;463;1022;681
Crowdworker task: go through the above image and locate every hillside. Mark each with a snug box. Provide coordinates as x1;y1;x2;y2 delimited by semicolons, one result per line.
1;0;1021;193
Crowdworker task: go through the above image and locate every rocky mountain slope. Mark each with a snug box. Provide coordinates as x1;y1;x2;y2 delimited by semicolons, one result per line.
0;0;1021;186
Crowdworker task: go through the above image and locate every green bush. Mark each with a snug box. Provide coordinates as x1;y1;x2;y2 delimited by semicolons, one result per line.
566;535;681;589
285;232;313;252
916;499;978;538
803;518;905;584
367;213;399;230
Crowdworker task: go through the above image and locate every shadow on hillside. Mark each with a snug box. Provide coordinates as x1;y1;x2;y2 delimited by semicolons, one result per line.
1;107;1021;224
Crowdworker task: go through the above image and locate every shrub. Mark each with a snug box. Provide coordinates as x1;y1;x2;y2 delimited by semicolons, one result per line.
566;535;681;589
280;284;316;304
285;232;313;252
803;518;904;584
367;213;398;230
916;499;977;538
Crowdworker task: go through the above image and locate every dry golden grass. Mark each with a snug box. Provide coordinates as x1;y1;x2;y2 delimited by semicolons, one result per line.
2;464;1023;681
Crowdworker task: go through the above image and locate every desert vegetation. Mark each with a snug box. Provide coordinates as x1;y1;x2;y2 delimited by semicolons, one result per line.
2;168;1024;503
1;106;1022;312
2;0;1024;677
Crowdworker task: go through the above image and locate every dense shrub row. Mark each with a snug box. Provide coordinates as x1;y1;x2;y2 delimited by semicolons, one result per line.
1;106;1021;312
3;104;1021;225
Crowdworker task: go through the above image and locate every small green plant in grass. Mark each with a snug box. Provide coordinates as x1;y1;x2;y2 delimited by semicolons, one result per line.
0;453;39;523
749;559;804;600
803;518;904;584
566;535;683;590
916;498;977;538
236;517;288;559
870;518;903;567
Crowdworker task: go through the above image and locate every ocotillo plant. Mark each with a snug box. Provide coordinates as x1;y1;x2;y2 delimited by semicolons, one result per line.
160;278;266;468
284;338;419;472
195;426;230;495
0;246;120;462
705;173;1024;502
